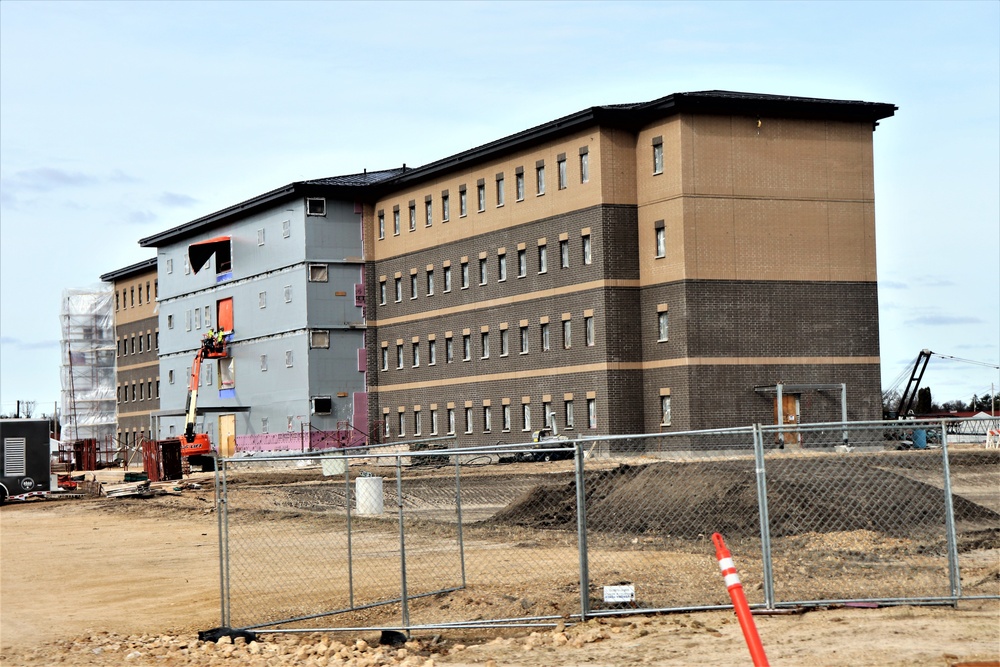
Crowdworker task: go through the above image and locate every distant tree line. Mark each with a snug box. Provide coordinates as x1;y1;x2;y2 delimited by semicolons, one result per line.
882;388;999;416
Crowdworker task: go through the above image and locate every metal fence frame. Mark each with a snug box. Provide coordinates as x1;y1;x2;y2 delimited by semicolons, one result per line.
211;419;999;634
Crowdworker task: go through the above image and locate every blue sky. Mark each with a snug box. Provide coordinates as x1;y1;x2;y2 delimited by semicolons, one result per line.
1;1;998;416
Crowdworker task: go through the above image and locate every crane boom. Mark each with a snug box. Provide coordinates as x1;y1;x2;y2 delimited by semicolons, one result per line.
896;349;932;418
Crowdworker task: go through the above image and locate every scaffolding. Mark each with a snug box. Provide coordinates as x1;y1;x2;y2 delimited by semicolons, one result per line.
60;287;116;457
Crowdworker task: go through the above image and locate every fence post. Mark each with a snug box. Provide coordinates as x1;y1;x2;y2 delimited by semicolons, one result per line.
753;424;775;609
574;441;591;620
939;421;962;604
396;455;410;629
345;456;355;609
454;456;467;588
215;457;231;629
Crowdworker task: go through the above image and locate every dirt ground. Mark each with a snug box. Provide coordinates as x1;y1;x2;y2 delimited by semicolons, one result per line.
1;454;999;667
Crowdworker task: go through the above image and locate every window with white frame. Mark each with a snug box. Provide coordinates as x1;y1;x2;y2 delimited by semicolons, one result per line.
580;147;589;183
655;220;666;258
398;412;406;436
168;369;175;384
257;228;265;246
661;394;672;426
557;155;567;189
587;398;597;428
565;399;574;429
560;239;569;268
538;243;547;273
541;322;550;351
306;197;326;216
500;328;509;356
447;408;456;434
394;277;402;302
428;339;436;365
462;334;471;361
380;279;387;305
285;350;293;367
496;174;505;206
515;168;525;201
259;291;266;309
481;331;490;358
446;336;454;363
378;210;385;239
522;403;531;431
414;410;422;435
652;136;664;175
408;202;416;231
396;344;404;369
426;269;434;296
517;249;527;277
477;181;486;212
502;404;511;431
483;406;491;432
282;219;290;238
562;319;571;349
442;192;450;221
498;252;507;281
536;161;545;195
479;257;487;285
393;208;401;235
412;342;419;367
443;264;452;292
658;309;669;342
381;346;388;371
583;234;592;264
310;330;331;348
461;261;469;289
410;273;418;299
430;408;438;435
459;187;468;216
520;325;529;354
585;315;595;346
425;199;433;226
464;407;473;433
284;285;292;303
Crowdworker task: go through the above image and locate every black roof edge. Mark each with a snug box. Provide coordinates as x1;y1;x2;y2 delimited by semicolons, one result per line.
139;183;299;247
100;256;158;282
389;90;896;188
137;91;896;246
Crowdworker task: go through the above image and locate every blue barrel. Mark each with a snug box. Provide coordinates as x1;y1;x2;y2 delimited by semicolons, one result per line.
912;429;927;449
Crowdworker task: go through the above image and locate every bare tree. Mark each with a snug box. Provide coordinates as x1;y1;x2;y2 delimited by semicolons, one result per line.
21;401;36;418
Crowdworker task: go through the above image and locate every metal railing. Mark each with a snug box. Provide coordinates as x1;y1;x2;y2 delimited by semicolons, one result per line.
212;419;1000;633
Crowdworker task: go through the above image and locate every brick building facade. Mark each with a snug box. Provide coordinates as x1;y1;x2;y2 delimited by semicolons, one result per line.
101;258;159;453
364;91;896;445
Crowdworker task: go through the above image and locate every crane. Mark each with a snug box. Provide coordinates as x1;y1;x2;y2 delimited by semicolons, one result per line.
888;350;999;419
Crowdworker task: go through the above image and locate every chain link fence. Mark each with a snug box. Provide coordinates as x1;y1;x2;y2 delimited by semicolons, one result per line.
213;419;999;633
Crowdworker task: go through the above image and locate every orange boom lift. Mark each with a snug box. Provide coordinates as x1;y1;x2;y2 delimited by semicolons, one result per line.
181;330;230;459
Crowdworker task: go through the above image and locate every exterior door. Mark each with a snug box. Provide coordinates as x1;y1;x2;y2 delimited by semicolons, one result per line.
773;394;801;446
218;414;236;457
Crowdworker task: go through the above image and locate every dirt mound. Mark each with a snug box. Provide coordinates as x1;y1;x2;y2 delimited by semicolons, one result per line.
490;458;1000;539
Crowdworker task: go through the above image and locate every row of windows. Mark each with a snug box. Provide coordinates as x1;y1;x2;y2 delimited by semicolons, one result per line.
379;232;592;305
117;331;158;357
380;314;596;371
117;379;159;404
115;280;158;311
377;147;591;240
382;395;598;438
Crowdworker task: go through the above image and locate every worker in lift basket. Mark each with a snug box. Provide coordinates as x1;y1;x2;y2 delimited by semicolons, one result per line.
204;328;220;353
